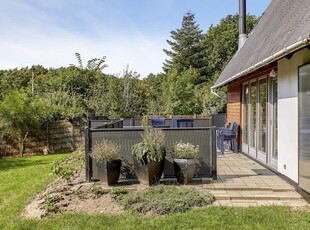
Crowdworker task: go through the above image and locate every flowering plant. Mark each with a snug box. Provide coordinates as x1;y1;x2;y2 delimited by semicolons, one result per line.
173;141;199;159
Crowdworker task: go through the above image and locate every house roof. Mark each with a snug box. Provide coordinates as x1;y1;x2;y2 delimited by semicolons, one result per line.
212;0;310;89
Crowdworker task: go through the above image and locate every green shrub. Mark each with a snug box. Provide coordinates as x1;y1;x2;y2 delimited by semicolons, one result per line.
114;185;213;215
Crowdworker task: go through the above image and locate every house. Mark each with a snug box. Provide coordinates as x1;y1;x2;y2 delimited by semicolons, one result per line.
212;0;310;193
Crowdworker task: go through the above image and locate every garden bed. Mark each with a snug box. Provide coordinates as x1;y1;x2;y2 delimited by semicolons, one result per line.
22;166;214;218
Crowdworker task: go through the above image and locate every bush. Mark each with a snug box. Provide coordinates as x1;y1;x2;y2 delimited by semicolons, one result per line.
113;185;213;215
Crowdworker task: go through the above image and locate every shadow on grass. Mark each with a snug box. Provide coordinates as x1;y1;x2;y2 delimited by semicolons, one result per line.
0;153;68;172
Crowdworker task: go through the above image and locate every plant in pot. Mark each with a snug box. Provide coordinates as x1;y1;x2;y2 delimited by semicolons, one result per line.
90;139;121;185
173;141;199;185
131;128;165;185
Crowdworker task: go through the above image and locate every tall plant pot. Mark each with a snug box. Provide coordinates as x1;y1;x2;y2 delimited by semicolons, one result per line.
133;157;165;185
96;160;121;185
173;158;196;185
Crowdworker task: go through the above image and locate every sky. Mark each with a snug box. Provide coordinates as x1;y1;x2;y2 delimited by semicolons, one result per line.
0;0;272;78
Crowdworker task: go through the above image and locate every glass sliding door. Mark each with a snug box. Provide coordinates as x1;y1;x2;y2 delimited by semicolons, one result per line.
269;78;278;168
249;81;257;157
242;75;277;167
299;63;310;193
258;78;267;163
242;84;249;153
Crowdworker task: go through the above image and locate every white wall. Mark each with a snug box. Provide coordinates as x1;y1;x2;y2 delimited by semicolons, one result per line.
278;48;310;182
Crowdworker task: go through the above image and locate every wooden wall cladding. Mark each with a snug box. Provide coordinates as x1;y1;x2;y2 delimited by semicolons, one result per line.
227;83;241;125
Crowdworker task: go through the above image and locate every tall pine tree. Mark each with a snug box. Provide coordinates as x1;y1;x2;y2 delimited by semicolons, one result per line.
163;11;207;84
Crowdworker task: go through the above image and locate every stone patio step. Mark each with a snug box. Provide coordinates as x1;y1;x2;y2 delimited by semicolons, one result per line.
213;199;309;207
205;186;295;192
210;190;304;201
204;181;296;192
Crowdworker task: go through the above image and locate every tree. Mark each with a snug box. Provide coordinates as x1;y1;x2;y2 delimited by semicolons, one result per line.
203;14;258;79
163;11;207;84
196;76;227;115
104;76;124;117
121;67;148;117
0;91;43;156
0;65;48;100
74;52;108;72
42;89;85;120
162;68;200;115
143;73;165;116
198;14;259;114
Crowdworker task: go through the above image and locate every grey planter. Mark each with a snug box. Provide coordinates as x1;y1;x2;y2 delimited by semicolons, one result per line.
96;159;121;185
173;158;196;185
133;157;165;185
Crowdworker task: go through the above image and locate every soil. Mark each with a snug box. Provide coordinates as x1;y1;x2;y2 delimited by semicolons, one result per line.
22;168;124;219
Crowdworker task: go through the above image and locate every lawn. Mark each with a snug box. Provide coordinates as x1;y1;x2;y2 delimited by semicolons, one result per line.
0;153;68;229
1;154;310;230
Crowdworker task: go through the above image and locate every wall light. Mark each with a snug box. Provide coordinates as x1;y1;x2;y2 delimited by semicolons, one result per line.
269;69;277;78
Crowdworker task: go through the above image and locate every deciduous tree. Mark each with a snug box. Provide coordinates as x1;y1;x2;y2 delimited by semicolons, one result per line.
0;91;43;156
162;68;200;115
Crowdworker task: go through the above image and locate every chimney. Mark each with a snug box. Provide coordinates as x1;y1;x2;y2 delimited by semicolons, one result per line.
238;0;247;50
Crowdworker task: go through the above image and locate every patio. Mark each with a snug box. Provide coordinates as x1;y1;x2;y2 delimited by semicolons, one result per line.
202;152;309;207
90;151;309;208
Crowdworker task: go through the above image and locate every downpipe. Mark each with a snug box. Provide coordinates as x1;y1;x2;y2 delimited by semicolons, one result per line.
211;88;226;101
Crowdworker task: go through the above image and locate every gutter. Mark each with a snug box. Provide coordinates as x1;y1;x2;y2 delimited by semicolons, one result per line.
212;37;310;89
211;88;226;101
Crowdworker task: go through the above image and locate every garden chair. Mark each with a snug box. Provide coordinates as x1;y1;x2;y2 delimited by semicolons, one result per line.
217;121;238;154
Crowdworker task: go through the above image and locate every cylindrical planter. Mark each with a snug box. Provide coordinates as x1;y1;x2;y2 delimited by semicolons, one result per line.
133;157;165;185
96;159;121;185
173;158;196;185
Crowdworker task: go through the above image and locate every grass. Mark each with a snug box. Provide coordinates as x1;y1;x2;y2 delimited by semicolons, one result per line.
1;154;310;229
114;185;213;215
0;154;69;228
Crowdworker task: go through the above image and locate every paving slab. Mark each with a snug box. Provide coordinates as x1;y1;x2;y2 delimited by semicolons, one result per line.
210;152;310;208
